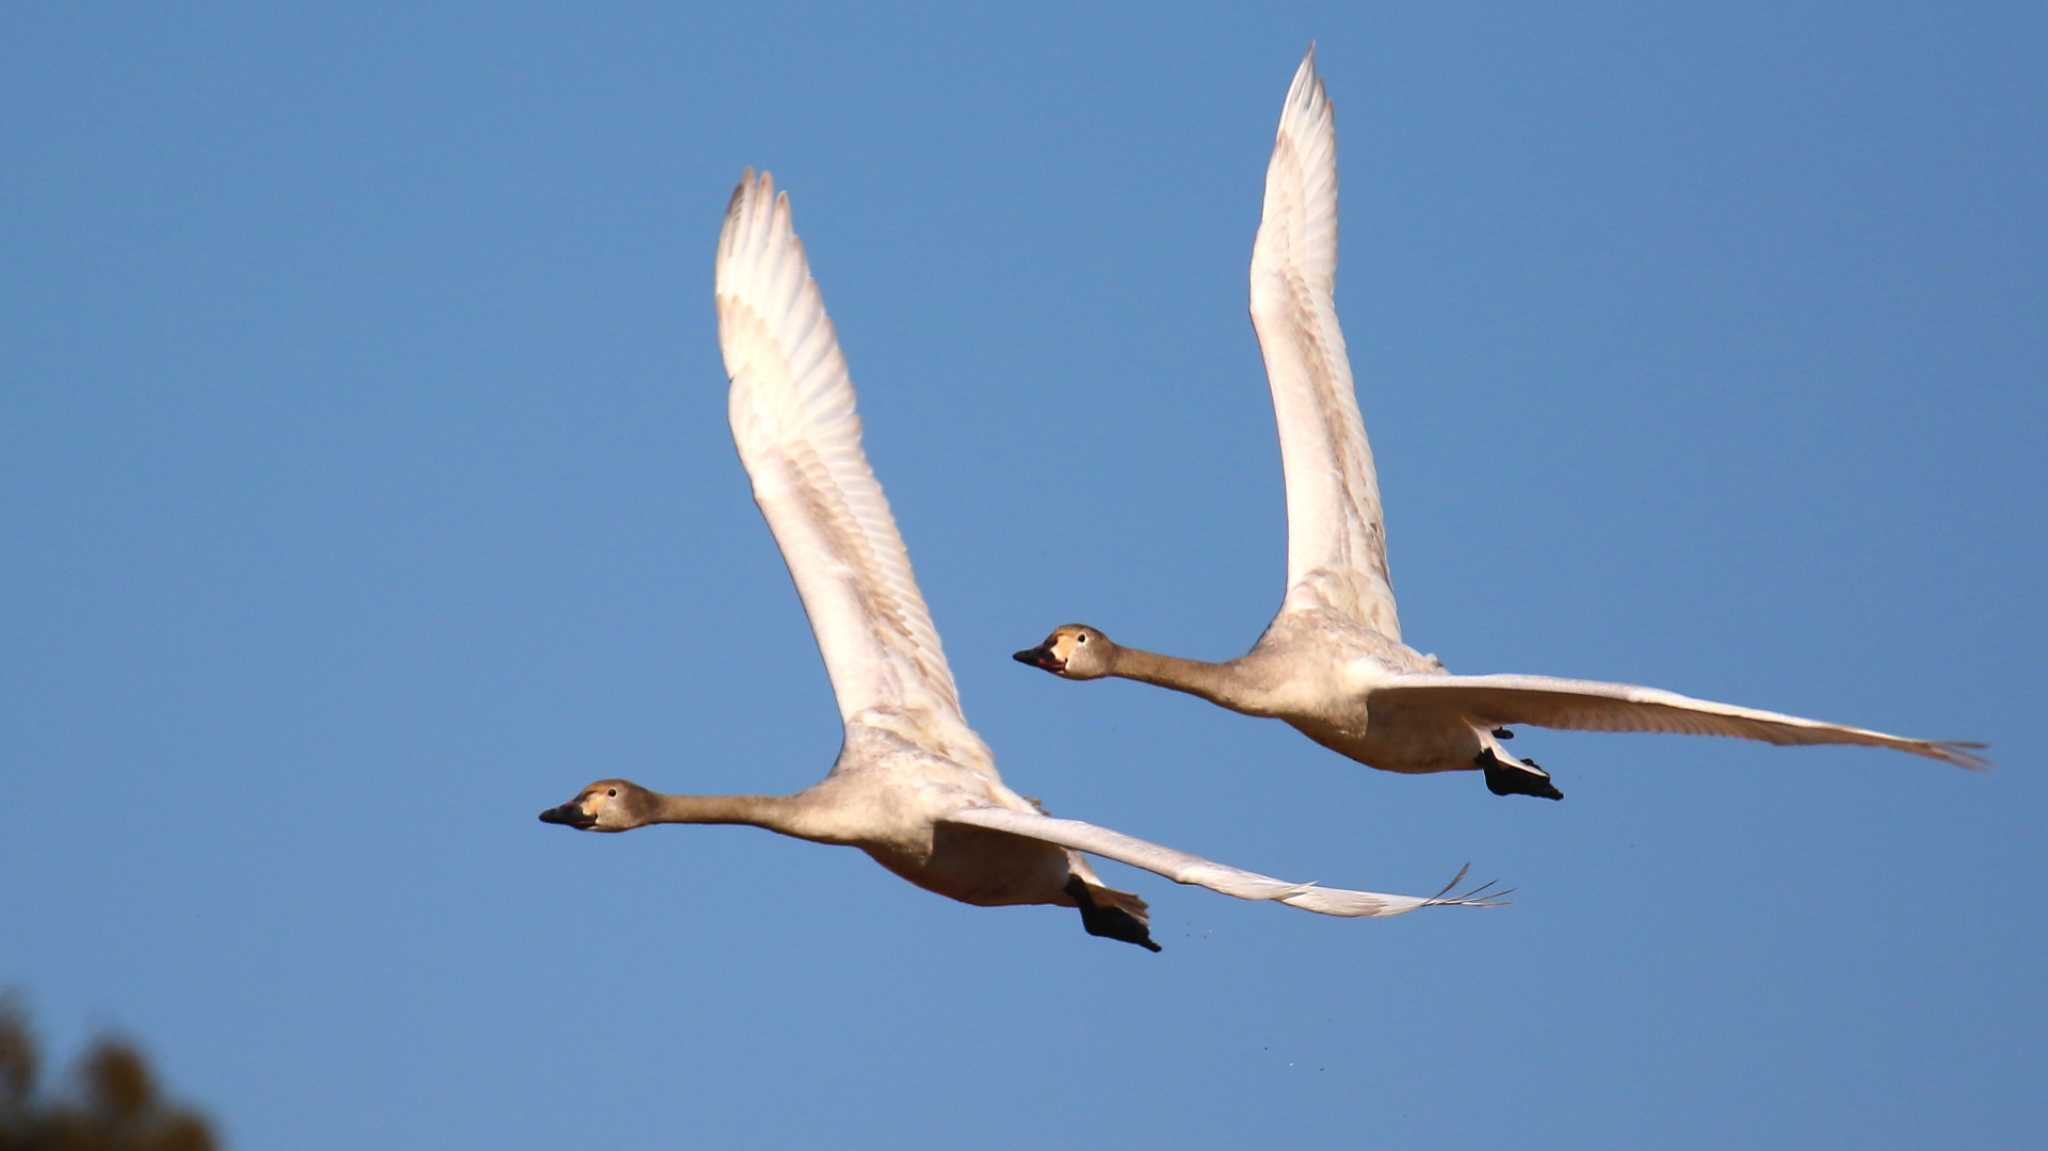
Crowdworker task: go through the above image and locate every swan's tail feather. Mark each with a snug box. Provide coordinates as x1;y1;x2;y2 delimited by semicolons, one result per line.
1087;883;1151;923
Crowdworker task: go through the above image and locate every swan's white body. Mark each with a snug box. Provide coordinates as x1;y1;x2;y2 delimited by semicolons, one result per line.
1016;49;1986;798
538;170;1499;951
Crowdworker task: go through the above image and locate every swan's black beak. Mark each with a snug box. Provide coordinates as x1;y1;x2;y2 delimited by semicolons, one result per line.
538;802;597;830
1013;643;1064;673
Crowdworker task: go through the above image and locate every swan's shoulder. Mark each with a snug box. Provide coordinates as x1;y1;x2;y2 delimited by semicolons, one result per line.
1278;567;1401;638
839;707;1000;783
1251;601;1439;690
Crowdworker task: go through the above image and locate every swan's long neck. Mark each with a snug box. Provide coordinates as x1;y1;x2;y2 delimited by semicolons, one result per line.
647;793;826;840
1109;646;1267;714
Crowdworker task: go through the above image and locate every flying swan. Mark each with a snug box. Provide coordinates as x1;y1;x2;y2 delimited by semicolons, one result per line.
538;170;1501;949
1014;48;1987;800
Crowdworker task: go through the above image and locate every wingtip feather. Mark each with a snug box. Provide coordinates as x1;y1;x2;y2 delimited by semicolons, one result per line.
1284;44;1322;120
725;167;754;218
1426;863;1513;910
1937;740;1993;771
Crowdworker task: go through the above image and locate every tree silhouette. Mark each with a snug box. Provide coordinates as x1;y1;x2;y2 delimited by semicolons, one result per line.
0;1001;216;1151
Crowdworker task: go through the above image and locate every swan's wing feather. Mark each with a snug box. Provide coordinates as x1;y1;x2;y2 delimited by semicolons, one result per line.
1369;673;1989;769
1250;47;1400;638
715;171;987;768
940;806;1503;918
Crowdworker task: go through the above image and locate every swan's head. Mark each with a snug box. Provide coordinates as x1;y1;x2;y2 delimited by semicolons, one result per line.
1013;624;1113;680
538;779;653;833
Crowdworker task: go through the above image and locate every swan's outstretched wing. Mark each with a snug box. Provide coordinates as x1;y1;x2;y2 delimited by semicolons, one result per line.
1369;673;1989;768
1250;47;1400;639
715;171;989;770
940;806;1502;918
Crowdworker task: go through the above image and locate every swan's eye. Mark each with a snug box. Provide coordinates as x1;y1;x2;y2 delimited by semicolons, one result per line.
607;788;617;798
1075;634;1088;644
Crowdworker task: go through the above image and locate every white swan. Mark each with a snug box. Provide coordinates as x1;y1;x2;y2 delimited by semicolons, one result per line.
1013;48;1987;800
537;170;1501;950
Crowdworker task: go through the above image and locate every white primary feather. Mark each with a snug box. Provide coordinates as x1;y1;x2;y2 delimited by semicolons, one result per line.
714;170;991;771
1250;46;1400;638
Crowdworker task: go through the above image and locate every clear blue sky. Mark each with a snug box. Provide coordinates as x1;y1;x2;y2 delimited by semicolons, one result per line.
5;4;2042;1147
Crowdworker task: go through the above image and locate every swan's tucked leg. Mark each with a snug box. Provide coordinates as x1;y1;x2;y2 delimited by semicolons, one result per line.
1478;745;1564;801
1064;876;1162;953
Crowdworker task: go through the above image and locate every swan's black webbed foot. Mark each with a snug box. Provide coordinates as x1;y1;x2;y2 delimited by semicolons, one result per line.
1493;727;1514;740
1478;747;1564;801
1064;877;1162;952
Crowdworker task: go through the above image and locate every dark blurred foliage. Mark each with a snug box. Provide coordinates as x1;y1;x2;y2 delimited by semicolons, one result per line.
0;1000;216;1151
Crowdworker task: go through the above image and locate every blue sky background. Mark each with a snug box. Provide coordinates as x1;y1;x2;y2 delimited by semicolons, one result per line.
5;3;2043;1147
